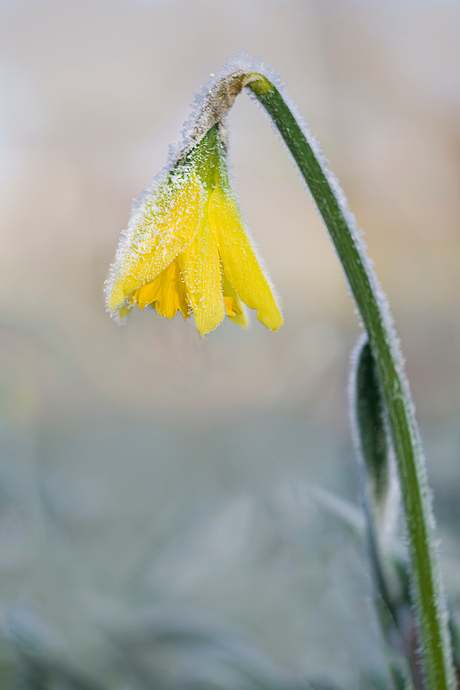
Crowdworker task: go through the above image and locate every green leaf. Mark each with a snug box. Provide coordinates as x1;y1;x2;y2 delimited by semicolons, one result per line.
354;338;390;524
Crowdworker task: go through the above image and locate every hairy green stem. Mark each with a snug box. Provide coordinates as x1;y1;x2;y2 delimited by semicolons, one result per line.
245;75;455;690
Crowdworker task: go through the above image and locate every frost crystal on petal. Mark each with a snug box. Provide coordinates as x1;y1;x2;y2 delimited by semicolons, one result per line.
105;160;205;319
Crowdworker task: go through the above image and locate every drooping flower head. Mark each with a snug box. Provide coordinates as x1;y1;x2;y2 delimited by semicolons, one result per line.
105;66;283;337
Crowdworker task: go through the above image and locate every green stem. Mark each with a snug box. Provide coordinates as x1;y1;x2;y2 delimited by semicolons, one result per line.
245;75;456;690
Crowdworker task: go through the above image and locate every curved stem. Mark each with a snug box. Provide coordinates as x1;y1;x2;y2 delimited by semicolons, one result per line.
244;75;456;690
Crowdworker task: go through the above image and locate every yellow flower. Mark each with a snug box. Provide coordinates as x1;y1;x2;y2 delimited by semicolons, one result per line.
105;124;283;337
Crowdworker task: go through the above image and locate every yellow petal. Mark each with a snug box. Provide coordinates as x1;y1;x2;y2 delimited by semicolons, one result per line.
178;222;224;337
137;281;160;310
154;260;190;319
222;271;247;328
208;188;283;331
130;259;190;319
108;171;204;311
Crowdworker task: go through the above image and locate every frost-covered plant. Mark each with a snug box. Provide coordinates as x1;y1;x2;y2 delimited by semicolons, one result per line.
105;82;282;336
106;53;457;690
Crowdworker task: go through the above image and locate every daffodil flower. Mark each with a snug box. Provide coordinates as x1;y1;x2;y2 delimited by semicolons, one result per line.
105;121;283;337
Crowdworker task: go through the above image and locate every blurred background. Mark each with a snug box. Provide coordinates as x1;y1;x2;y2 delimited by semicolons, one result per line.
0;0;459;687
